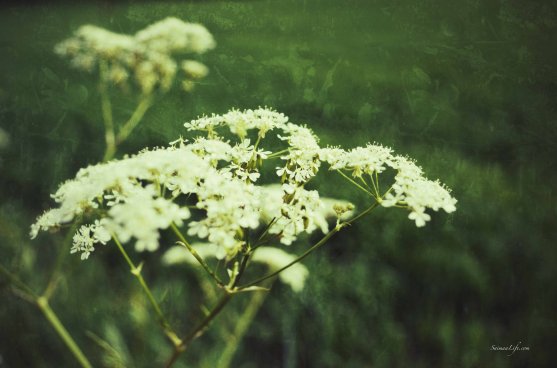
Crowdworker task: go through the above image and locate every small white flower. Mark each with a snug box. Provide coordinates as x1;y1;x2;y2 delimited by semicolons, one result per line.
408;210;431;228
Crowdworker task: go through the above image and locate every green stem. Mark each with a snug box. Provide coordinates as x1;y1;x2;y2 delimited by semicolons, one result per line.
368;171;381;198
115;94;153;145
248;135;263;167
42;222;79;301
99;61;116;162
254;217;277;245
217;285;269;368
111;235;182;348
170;223;224;287
232;252;251;288
336;170;374;197
0;265;92;368
0;264;35;299
37;296;93;368
239;228;339;289
239;202;380;289
266;149;289;159
165;292;233;368
346;201;380;225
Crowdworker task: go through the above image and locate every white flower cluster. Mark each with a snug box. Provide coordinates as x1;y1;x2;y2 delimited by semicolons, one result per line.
320;143;393;177
31;107;456;262
380;156;457;226
184;107;289;138
31;146;257;258
185;108;332;244
55;17;215;93
71;219;110;260
320;145;457;227
186;108;455;228
259;185;330;245
276;123;321;185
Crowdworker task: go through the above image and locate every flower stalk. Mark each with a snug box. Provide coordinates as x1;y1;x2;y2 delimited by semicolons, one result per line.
0;265;92;368
29;101;457;367
37;296;93;368
112;234;182;348
171;223;225;287
165;291;233;368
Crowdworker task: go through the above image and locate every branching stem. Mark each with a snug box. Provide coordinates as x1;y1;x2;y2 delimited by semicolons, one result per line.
116;94;153;145
165;292;233;368
37;296;93;368
238;201;380;289
337;170;374;197
111;235;182;348
170;223;224;287
42;222;79;301
217;282;269;368
0;265;92;368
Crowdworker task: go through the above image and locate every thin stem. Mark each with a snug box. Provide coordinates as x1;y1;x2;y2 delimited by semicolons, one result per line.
238;228;339;289
116;94;153;145
37;296;93;368
336;170;374;196
238;201;381;289
251;135;262;156
99;61;116;162
183;292;232;344
358;175;370;189
112;235;182;348
217;285;269;368
266;149;289;159
0;264;36;299
165;292;233;368
0;265;92;368
42;222;79;301
232;252;251;288
170;223;224;287
251;217;277;250
345;201;380;226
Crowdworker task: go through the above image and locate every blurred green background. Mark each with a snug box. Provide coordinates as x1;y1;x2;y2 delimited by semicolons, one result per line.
1;0;556;367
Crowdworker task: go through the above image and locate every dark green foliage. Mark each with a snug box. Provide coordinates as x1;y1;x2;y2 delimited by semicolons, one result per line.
1;1;555;367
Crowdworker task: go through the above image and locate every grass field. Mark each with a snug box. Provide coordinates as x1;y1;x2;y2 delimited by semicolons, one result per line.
1;1;556;367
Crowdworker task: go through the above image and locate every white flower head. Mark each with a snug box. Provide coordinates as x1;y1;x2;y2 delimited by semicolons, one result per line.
135;17;215;54
185;107;289;139
32;107;456;262
55;18;214;93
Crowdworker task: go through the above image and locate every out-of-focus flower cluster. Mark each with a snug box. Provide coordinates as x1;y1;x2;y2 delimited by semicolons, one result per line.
55;17;215;94
31;108;456;267
163;243;309;292
0;127;9;150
